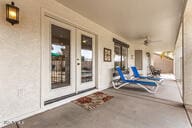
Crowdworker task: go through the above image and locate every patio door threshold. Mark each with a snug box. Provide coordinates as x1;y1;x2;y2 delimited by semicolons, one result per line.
44;87;97;105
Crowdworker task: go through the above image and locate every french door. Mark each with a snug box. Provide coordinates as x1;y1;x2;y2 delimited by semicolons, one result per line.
42;17;76;102
42;16;96;103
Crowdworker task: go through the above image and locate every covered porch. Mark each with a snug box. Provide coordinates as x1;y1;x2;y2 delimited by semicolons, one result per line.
1;0;192;127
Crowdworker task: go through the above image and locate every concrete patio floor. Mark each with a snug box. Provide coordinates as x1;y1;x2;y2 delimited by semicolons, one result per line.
4;78;191;128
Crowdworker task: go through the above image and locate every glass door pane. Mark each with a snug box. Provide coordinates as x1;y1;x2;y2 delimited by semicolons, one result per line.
51;24;70;89
81;35;93;83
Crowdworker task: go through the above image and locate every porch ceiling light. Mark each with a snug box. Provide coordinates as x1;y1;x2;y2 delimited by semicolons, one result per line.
6;2;19;25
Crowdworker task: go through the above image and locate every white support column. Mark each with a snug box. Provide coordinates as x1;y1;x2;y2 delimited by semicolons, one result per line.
174;26;182;82
183;0;192;106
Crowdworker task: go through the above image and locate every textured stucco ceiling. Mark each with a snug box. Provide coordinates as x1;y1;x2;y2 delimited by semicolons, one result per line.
56;0;184;51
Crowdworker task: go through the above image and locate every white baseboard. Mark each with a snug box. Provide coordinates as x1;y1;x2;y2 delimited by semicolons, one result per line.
98;85;111;91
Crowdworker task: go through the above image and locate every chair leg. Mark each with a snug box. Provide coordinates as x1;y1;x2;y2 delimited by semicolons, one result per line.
112;81;130;89
137;84;159;94
112;81;159;94
158;79;164;85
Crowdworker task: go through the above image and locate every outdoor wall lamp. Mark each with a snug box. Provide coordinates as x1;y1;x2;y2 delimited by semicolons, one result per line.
6;2;19;25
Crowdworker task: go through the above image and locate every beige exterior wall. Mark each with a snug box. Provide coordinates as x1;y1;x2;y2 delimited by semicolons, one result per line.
131;43;151;75
152;54;173;73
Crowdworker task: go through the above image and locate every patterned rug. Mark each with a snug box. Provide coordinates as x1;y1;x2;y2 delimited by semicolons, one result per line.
73;92;114;111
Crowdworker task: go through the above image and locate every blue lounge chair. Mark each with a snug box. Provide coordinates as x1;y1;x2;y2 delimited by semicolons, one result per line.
112;66;159;94
131;66;163;83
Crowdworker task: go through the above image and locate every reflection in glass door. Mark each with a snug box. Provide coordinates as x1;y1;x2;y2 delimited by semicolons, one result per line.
81;35;93;83
77;30;96;92
51;25;70;89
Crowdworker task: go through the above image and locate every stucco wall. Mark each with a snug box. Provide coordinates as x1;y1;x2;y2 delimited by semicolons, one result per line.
151;54;173;73
0;0;150;125
0;0;41;124
183;0;192;106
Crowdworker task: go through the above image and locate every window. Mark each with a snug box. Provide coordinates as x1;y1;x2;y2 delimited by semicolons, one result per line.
113;38;129;69
135;50;143;70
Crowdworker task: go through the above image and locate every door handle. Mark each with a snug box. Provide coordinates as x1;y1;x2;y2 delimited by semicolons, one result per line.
77;63;81;65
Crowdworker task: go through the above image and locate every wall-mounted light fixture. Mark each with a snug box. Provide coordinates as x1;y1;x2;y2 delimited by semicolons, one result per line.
6;2;19;25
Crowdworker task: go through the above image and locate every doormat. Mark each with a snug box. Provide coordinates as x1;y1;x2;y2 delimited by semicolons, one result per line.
73;92;114;111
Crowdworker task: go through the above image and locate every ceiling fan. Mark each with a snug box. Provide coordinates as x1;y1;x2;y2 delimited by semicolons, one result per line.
144;36;162;46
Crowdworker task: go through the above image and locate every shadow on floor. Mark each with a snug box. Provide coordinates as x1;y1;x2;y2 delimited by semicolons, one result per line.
115;78;183;104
